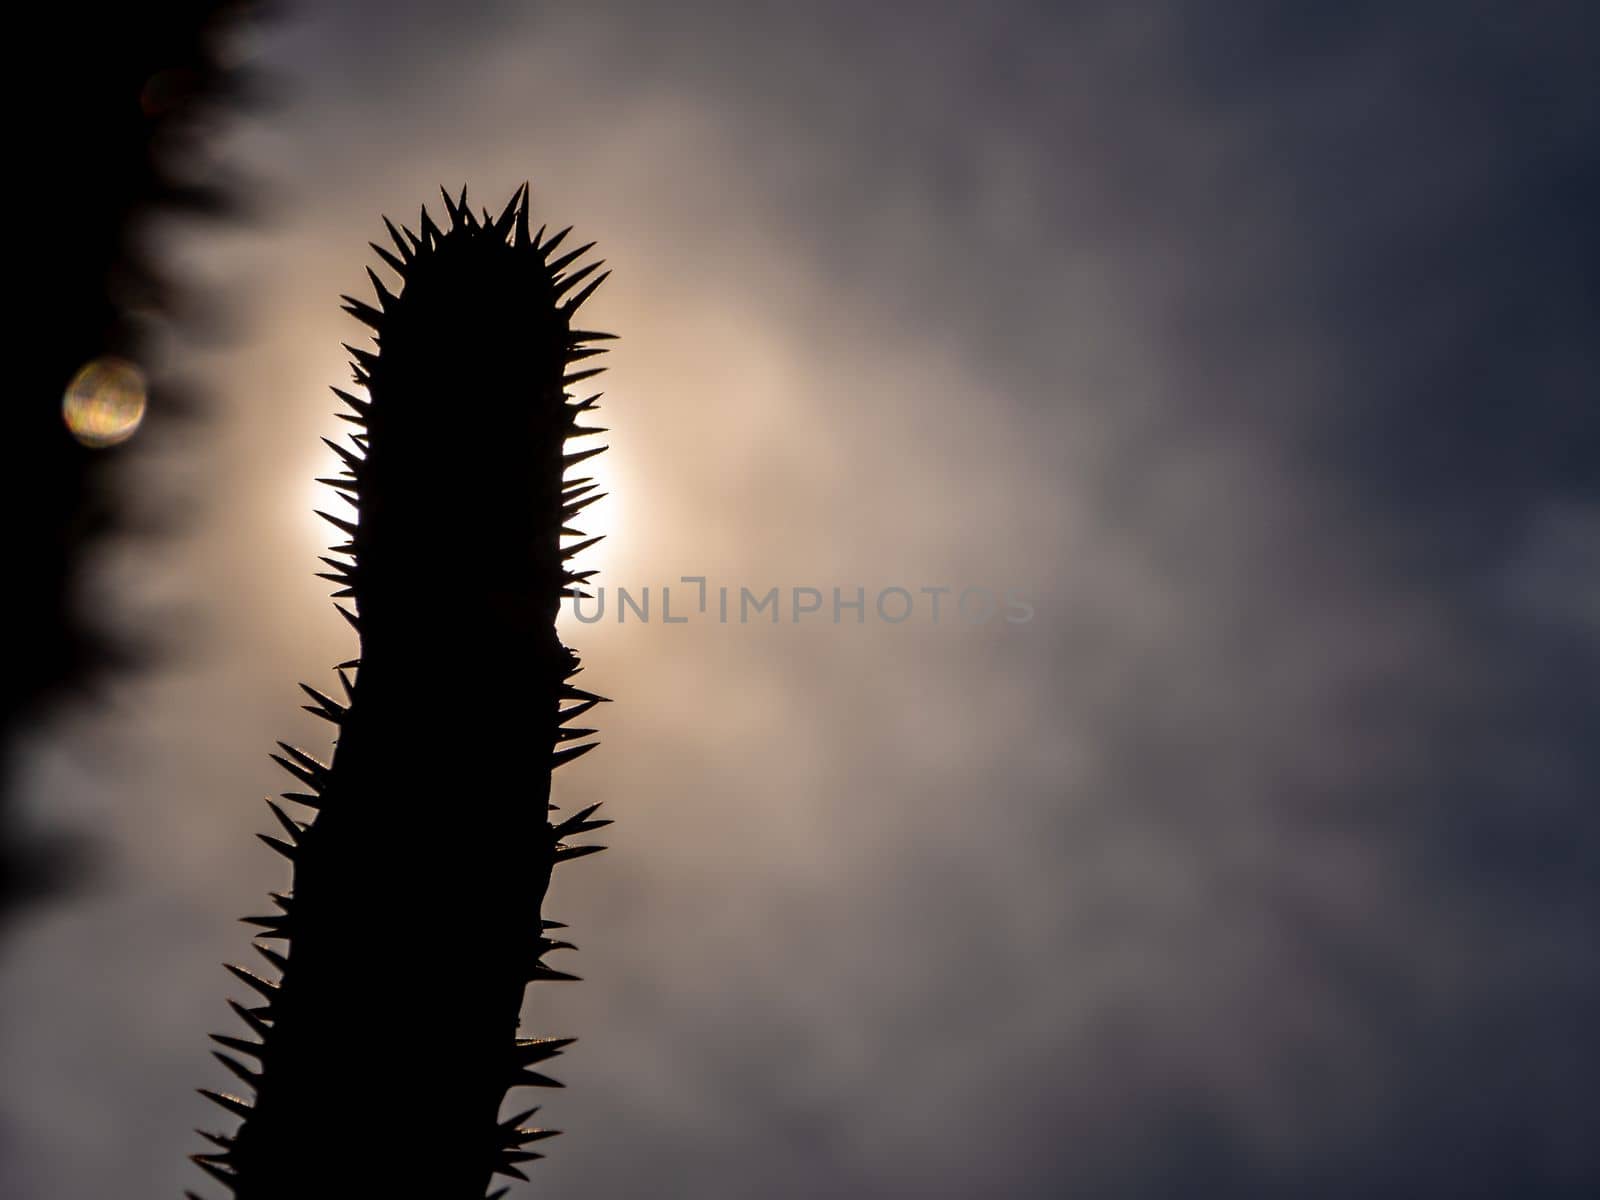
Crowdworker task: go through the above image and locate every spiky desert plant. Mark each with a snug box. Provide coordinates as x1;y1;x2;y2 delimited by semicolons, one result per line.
189;184;613;1198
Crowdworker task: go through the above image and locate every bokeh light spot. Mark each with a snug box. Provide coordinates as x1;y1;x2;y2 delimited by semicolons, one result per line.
62;357;147;448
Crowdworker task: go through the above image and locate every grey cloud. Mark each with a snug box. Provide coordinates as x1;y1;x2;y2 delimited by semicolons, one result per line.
4;3;1595;1198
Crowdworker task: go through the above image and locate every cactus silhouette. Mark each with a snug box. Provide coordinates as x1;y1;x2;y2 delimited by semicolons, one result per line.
190;184;613;1198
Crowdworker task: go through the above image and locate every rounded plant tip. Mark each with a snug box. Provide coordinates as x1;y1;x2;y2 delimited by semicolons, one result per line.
62;356;147;448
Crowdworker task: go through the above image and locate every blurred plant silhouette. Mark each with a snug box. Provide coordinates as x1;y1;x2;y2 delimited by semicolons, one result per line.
2;2;268;937
189;185;614;1197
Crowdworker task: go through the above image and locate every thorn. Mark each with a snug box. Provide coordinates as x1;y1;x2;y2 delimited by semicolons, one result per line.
562;535;605;560
190;1153;239;1186
370;241;406;275
239;913;290;937
270;745;327;791
551;742;599;769
209;1034;264;1060
551;260;602;298
515;184;531;247
255;945;289;973
505;1127;562;1147
340;296;384;331
554;803;608;836
269;755;320;793
563;445;608;470
256;833;298;862
227;999;271;1037
320;436;364;472
493;184;525;240
419;204;442;247
342;343;379;373
511;1069;565;1089
224;963;278;999
211;1051;260;1089
331;387;371;418
365;266;396;309
315;509;359;536
512;1037;576;1065
497;1106;541;1132
275;742;327;775
558;697;603;723
562;366;607;387
546;242;596;275
562;269;612;315
382;216;414;262
263;799;304;842
540;225;573;259
555;843;607;863
197;1089;253;1119
298;684;346;725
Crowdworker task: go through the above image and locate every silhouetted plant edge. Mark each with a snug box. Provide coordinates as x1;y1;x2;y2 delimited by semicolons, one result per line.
189;183;613;1198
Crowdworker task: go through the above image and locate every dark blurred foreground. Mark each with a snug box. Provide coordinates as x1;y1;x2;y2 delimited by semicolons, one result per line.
2;1;268;932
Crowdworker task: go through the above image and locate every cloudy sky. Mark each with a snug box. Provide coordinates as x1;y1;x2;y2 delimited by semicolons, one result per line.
3;2;1597;1197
